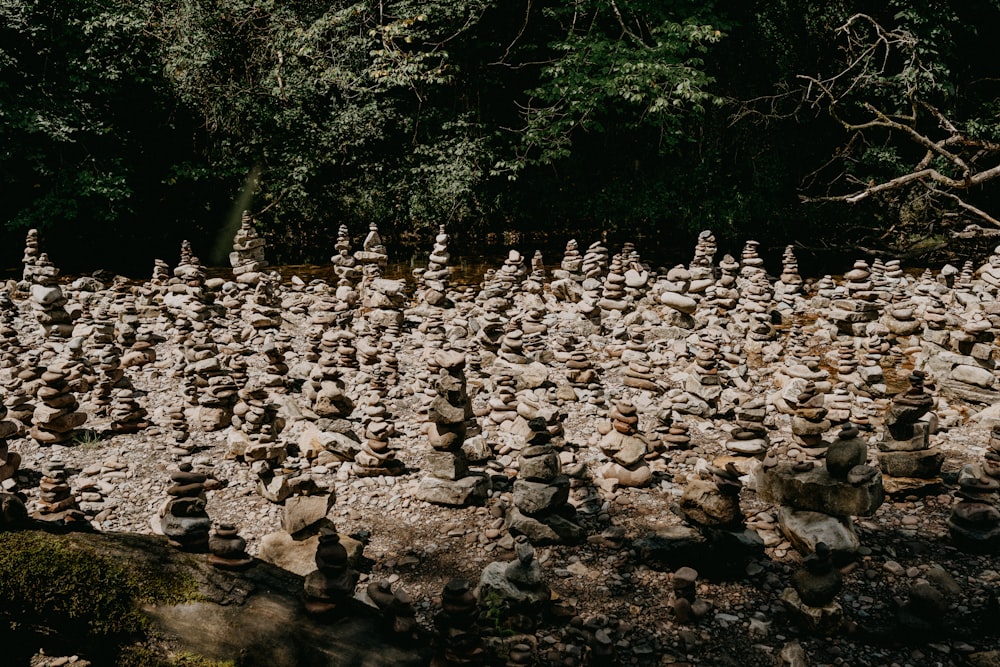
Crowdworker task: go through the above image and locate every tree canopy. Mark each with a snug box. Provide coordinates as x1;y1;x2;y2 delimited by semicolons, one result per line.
3;0;1000;272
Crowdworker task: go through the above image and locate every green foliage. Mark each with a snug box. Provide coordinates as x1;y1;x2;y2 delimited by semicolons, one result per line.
4;0;1000;261
0;531;198;642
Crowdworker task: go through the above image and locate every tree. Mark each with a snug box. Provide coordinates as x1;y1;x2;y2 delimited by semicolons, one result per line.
785;7;1000;245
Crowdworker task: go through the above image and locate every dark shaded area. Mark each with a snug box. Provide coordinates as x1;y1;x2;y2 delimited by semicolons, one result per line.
3;1;1000;275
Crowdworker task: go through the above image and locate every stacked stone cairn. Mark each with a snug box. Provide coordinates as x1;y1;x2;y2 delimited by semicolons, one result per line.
158;464;212;551
417;351;489;506
0;405;21;490
781;542;844;633
33;457;84;524
877;371;944;490
355;221;389;269
477;538;552;631
712;254;742;313
776;245;804;313
30;362;87;445
947;424;1000;553
578;242;609;319
621;330;660;393
208;523;254;570
355;389;404;477
29;260;74;338
418;224;453;307
671;462;764;575
882;284;922;337
181;332;239;431
109;387;149;434
598;400;652;487
431;578;485;667
757;423;883;562
230;211;268;285
164;402;192;457
21;228;41;284
658;265;698;325
598;253;629;320
549;239;585;302
366;580;419;641
303;527;360;615
789;381;832;460
829;260;880;336
724;398;769;459
508;417;584;544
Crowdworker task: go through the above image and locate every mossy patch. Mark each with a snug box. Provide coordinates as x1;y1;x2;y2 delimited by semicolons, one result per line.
118;644;237;667
0;531;199;654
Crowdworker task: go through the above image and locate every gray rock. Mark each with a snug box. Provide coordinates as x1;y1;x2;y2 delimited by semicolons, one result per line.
755;463;884;517
415;474;489;507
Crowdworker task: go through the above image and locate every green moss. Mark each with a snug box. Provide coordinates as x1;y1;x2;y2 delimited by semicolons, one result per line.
0;531;199;643
118;645;236;667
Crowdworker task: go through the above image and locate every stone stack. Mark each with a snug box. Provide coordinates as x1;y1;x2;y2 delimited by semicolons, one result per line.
578;242;609;319
33;458;84;524
742;271;776;343
355;222;389;268
417;351;489;506
30;275;73;339
829;260;880;336
598;400;652;487
703;254;740;319
776;245;804;312
228;384;285;472
91;345;125;417
419;224;453;307
550;239;585;302
485;371;519;427
30;363;87;445
621;330;660;393
0;406;21;489
230;211;268;285
877;371;944;490
164;402;192;457
355;390;404;477
508;417;584;544
21;228;41;284
658;265;698;323
303;528;360;614
680;333;723;416
498;328;528;365
261;333;290;391
789;381;831;457
158;465;212;551
690;230;717;275
244;274;282;337
858;323;889;394
330;224;361;298
109;388;149;434
947;424;1000;553
307;333;355;420
361;277;406;333
598;253;629;318
524;249;547;295
432;579;485;666
181;333;239;431
724;398;769;458
882;285;922;337
478;539;552;631
739;240;765;278
979;245;1000;296
781;542;844;634
757;423;883;561
208;523;254;570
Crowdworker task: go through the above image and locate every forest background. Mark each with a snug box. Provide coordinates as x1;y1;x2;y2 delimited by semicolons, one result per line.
3;0;1000;275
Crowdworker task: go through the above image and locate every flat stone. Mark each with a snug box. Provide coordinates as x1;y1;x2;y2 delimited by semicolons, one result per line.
951;364;995;388
777;507;859;560
877;448;944;478
415;474;489;507
755;463;884;517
